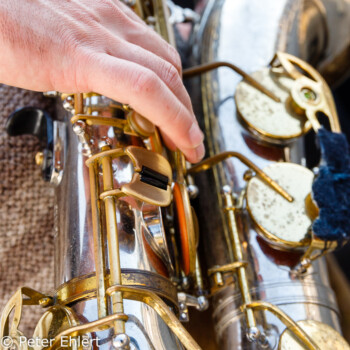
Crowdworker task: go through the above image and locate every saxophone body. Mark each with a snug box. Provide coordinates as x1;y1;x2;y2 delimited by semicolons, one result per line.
53;97;181;350
2;0;350;349
0;2;204;350
188;0;350;348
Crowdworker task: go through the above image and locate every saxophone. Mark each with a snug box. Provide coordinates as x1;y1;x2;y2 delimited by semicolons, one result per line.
0;2;206;350
1;0;350;350
184;0;350;348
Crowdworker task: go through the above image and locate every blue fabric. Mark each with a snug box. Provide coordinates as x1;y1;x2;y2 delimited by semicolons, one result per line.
312;128;350;242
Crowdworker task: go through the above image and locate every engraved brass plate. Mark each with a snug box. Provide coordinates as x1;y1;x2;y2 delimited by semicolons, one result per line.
55;269;178;308
246;163;314;250
235;68;311;142
279;319;350;349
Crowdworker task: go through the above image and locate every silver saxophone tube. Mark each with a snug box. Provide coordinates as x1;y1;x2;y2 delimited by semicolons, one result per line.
51;1;199;346
0;2;205;350
53;101;182;350
188;0;350;349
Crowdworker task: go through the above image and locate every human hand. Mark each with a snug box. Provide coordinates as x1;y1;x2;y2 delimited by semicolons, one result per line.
0;0;204;162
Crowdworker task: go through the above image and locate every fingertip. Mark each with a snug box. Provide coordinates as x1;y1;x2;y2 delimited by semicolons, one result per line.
182;143;206;164
188;122;204;148
195;143;205;161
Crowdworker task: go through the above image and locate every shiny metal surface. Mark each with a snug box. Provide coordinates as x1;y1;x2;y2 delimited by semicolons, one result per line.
54;97;182;349
190;0;348;348
50;120;66;186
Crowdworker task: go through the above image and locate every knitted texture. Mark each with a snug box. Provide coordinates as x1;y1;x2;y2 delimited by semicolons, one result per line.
0;85;55;335
312;128;350;242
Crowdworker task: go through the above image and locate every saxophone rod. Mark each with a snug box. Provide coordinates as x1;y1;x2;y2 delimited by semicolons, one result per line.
88;163;108;318
188;152;294;202
183;62;281;103
223;190;257;335
101;148;126;334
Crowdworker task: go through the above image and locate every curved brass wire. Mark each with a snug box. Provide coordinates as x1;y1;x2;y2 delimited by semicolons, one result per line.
244;301;320;350
106;285;202;350
187;152;293;202
183;61;281;103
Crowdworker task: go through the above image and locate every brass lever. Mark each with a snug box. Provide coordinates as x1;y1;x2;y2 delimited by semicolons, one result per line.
187;151;293;202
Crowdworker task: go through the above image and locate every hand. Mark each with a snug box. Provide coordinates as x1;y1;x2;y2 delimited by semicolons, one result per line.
0;0;205;162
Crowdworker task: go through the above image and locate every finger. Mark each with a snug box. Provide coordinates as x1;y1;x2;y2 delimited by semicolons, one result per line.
160;131;205;162
182;143;206;163
114;1;145;25
106;14;182;75
105;38;193;113
83;53;204;162
160;130;177;151
71;0;183;75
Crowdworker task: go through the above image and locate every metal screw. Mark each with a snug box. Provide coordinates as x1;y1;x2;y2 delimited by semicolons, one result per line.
182;276;190;290
187;185;199;199
222;185;232;195
98;137;113;150
72;121;86;135
258;332;270;348
243;169;254;182
197;296;209;311
39;297;53;308
180;312;188;321
301;88;317;102
312;167;320;176
112;334;130;350
63;95;75;111
122;104;132;112
35;152;44;166
247;326;260;342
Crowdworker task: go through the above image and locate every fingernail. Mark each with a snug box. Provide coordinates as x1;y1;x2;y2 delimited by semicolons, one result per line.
188;123;204;147
195;143;205;161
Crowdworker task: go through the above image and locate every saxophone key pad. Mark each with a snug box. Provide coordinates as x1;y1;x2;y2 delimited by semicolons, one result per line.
235;68;311;143
246;163;314;250
279;320;350;350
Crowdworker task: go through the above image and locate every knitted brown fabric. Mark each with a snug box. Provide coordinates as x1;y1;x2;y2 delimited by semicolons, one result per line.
0;85;56;335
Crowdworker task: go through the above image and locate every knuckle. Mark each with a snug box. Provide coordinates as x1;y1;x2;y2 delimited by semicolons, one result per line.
93;0;117;14
161;62;181;90
131;69;159;95
127;21;149;41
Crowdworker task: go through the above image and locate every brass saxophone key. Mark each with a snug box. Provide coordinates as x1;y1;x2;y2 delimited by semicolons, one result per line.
86;146;173;207
123;146;173;206
246;162;343;259
272;51;341;133
235;67;312;143
279;320;350;350
246;162;314;250
235;52;342;144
